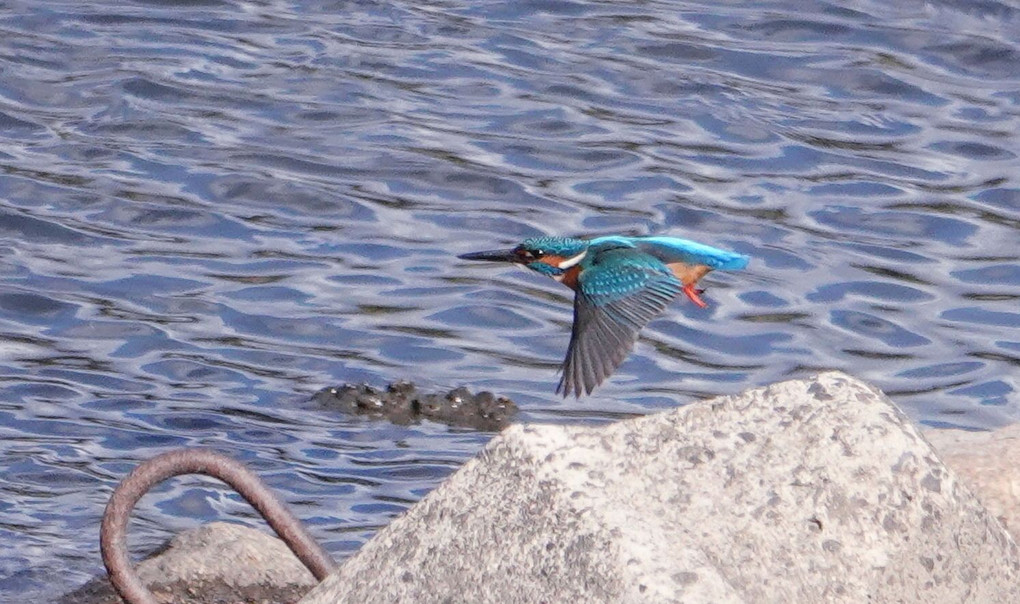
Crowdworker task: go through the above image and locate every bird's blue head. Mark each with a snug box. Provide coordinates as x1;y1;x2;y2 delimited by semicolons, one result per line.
458;236;589;279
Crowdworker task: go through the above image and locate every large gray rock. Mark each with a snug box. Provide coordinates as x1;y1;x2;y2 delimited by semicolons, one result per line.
302;372;1020;604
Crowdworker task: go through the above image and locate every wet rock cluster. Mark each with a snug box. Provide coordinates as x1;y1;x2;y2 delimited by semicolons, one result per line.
312;381;517;431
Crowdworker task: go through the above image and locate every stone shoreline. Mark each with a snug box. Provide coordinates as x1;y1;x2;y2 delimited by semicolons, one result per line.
62;373;1020;604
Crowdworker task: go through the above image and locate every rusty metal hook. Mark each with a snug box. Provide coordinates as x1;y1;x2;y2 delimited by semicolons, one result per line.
101;448;336;604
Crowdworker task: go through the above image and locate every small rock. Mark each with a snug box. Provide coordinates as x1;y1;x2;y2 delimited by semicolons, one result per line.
59;522;317;604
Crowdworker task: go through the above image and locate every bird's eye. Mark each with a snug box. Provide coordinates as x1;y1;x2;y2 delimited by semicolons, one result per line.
517;248;543;261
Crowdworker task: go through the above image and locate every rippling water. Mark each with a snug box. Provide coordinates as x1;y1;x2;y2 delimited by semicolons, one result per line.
2;0;1019;599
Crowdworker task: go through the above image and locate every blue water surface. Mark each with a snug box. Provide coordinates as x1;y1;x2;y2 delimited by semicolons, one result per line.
1;0;1019;600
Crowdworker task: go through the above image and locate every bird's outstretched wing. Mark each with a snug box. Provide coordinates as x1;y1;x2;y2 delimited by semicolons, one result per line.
557;249;683;398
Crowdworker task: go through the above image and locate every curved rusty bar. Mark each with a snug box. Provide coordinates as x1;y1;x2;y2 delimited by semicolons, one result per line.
101;448;336;604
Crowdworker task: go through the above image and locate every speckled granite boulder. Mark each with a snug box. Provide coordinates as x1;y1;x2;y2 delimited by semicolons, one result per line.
60;522;316;604
301;372;1020;604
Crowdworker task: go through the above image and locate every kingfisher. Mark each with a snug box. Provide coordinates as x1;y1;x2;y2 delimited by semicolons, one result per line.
459;235;749;398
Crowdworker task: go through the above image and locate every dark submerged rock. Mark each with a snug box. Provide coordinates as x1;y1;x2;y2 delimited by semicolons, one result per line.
312;381;517;431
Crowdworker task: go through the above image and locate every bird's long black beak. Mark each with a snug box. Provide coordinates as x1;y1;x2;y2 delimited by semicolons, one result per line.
458;248;518;263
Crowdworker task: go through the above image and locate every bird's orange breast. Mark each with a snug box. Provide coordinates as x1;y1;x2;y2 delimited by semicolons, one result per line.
559;264;581;290
668;262;711;286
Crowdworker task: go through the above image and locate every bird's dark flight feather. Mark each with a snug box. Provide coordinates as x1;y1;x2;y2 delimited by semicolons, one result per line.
557;249;683;397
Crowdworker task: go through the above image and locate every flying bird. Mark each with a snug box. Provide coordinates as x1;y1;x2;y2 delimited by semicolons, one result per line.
459;235;749;397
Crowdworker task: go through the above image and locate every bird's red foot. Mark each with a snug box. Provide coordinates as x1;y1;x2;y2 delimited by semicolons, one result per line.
683;284;708;308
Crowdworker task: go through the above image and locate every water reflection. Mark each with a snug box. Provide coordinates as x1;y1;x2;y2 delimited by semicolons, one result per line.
0;0;1017;600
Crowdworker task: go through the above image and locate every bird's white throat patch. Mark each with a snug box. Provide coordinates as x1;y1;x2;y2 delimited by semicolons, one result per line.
558;250;587;269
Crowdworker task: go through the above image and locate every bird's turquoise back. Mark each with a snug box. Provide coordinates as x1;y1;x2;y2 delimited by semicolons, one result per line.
590;235;748;271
